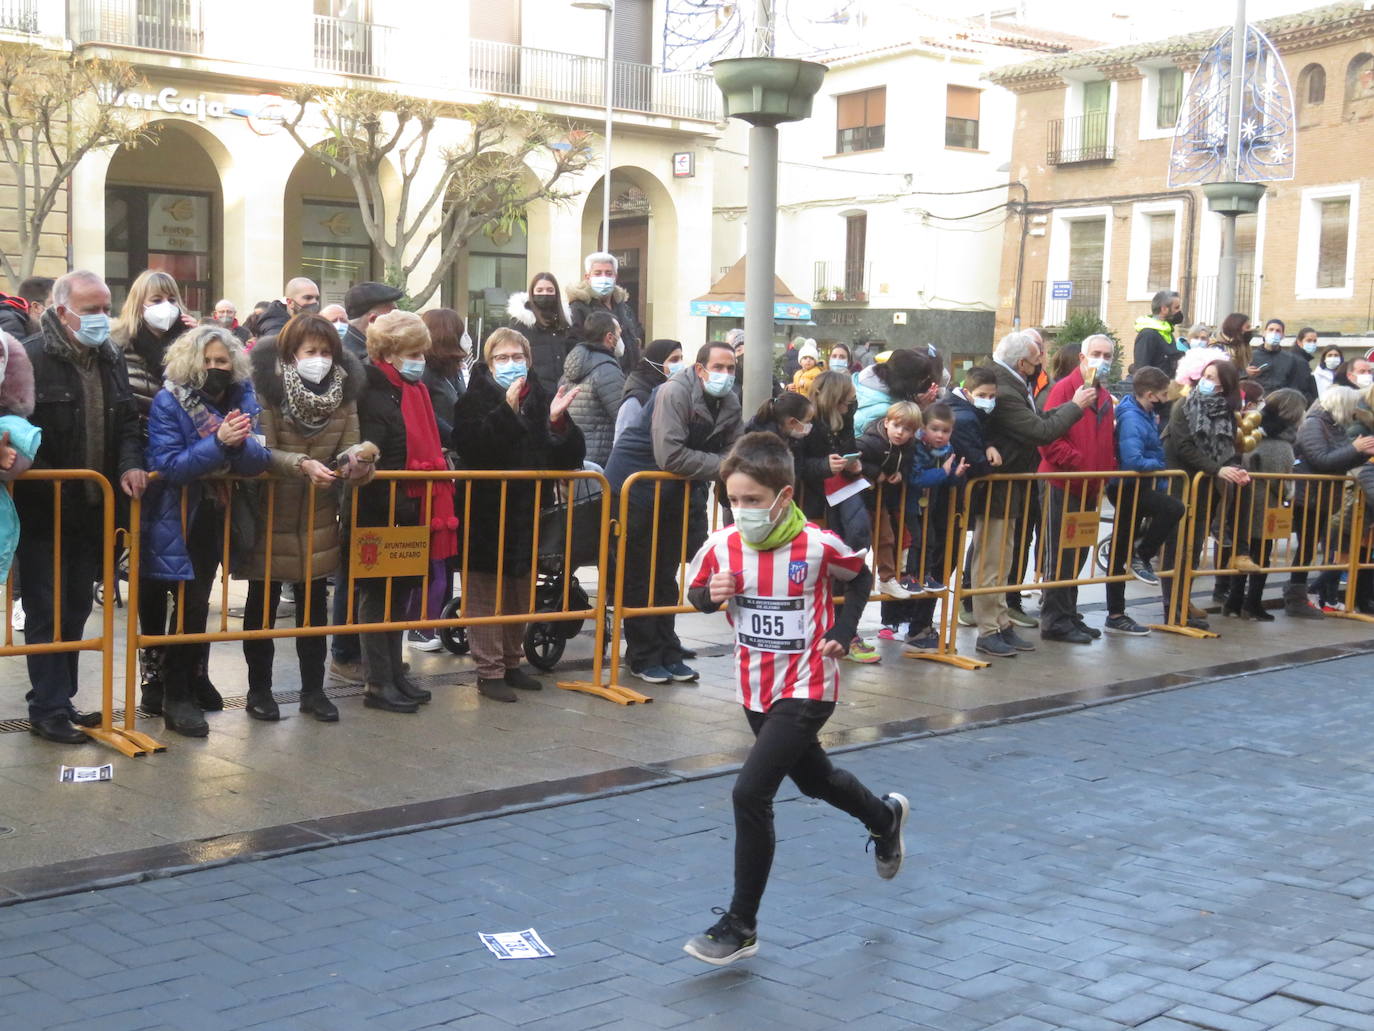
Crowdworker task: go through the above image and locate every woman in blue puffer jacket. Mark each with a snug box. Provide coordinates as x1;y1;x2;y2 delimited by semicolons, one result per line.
141;325;270;737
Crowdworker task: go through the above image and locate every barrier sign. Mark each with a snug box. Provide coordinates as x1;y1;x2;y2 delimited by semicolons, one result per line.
352;526;430;578
1264;506;1294;540
1061;507;1102;549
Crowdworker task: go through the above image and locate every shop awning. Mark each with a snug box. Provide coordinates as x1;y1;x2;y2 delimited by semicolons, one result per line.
689;256;812;321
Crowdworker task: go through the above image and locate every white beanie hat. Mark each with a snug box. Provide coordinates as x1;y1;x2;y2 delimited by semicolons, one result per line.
798;339;819;362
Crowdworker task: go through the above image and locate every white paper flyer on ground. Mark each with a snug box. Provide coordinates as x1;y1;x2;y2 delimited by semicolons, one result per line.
59;764;113;784
478;928;555;960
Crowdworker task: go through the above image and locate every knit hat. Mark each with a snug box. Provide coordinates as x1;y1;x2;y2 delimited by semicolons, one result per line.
798;340;819;362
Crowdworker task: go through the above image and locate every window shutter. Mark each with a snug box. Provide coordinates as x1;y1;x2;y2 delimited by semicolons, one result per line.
471;0;519;43
1317;198;1350;288
946;86;980;121
1146;212;1175;292
867;88;886;126
613;0;652;64
837;92;866;130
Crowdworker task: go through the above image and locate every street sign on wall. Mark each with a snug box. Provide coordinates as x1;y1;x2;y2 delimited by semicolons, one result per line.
1051;281;1073;300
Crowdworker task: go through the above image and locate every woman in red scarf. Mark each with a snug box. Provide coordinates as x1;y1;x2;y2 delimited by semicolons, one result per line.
355;311;457;713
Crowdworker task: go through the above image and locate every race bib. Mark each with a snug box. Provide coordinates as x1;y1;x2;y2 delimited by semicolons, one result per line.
735;595;806;653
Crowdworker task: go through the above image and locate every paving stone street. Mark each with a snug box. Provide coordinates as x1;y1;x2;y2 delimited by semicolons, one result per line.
4;654;1374;1029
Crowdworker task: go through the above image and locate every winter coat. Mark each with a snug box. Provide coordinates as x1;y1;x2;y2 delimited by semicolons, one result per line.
1163;396;1237;479
855;421;911;511
421;364;464;440
948;392;995;480
560;341;624;467
1132;315;1181;379
1315;366;1337;397
852;365;895;434
0;331;35;419
1037;367;1116;496
1253;347;1318;403
17;312;142;529
451;363;585;577
1235;428;1296;539
0;295;32;341
1115;394;1167;473
506;291;574;397
234;344;364;582
111;317;191;426
254;299;292;341
355;362;426;531
567;279;641;374
791;364;820;396
984;359;1083;510
141;379;270;581
604;368;742;510
615;363;670;444
1293;403;1367;506
798;407;859;520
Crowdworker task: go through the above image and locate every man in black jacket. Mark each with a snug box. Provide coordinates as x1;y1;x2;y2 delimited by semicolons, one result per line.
567;251;642;374
18;271;146;744
1132;289;1184;380
253;277;321;340
1252;318;1318;403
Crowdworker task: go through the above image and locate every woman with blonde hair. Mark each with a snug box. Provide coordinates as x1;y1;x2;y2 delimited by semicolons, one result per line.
355;310;457;712
141;326;269;735
451;327;584;702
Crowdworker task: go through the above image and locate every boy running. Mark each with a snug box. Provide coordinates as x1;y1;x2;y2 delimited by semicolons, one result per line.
681;431;909;967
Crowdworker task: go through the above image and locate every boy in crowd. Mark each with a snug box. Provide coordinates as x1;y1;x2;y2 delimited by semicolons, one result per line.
900;402;967;594
856;401;921;600
681;432;907;966
1114;365;1187;592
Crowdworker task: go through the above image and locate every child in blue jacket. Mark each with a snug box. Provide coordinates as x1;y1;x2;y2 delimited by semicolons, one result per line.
1113;366;1185;587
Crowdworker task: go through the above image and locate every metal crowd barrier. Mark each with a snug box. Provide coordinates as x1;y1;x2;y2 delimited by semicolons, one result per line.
2;470;156;757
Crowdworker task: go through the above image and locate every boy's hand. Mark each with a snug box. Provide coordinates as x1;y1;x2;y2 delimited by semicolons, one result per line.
954;458;969;477
986;445;1002;467
708;571;739;603
819;639;847;659
941;454;955;473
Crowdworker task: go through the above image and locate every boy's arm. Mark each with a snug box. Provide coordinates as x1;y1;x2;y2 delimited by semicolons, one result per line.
686;536;724;613
825;563;873;646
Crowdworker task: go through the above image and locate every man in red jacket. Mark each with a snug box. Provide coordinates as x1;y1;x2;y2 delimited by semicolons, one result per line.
1037;334;1148;643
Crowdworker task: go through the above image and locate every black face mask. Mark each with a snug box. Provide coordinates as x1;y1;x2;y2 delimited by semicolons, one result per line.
531;294;559;311
202;368;233;399
294;301;321;316
1167;310;1185;325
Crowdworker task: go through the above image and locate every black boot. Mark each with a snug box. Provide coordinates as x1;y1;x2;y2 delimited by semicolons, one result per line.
363;681;419;713
1243;575;1274;621
139;646;164;716
161;660;208;738
299;685;339;722
192;647;223;711
1222;577;1244;618
245;687;280;721
389;631;431;704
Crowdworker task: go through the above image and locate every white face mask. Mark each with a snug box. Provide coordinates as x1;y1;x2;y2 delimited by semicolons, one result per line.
144;300;179;333
734;493;787;545
1325;356;1342;370
972;396;996;413
1357;373;1374;390
296;355;333;384
613;335;625;359
1190;338;1209;349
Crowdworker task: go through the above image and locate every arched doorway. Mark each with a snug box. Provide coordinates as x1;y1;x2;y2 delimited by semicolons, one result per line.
580;166;678;341
104;121;226;314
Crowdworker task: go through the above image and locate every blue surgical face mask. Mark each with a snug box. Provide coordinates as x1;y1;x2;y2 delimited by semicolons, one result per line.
73;312;110;348
1196;378;1218;396
588;275;615;297
972;397;995;414
703;370;735;398
663;360;683;378
829;358;849;373
334;320;349;340
398;358;426;382
493;361;527;389
1302;340;1318;355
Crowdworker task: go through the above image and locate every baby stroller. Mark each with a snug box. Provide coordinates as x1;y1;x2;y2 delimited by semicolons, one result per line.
438;473;604;671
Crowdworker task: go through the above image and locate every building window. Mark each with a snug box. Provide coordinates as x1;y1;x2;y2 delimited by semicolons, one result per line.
836;88;885;153
945;86;980;149
1316;198;1350;289
300;200;374;306
105;186;214;313
1156;67;1183;129
844;213;867;299
1145;212;1175;293
1345;53;1374;120
1298;64;1326;127
1067;216;1105;315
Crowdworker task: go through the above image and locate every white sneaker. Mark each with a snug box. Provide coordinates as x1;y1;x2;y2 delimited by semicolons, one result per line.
877;578;914;600
10;599;23;633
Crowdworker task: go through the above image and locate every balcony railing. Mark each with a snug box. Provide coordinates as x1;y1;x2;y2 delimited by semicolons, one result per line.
813;260;871;304
0;0;37;33
468;39;719;122
314;14;392;78
1187;274;1258;327
1047;112;1115;165
77;0;204;52
1031;278;1104;325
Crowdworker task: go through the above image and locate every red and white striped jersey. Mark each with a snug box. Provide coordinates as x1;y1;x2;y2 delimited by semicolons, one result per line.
688;523;868;712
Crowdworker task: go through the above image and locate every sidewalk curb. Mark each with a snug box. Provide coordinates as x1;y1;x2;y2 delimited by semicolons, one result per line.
2;637;1371;908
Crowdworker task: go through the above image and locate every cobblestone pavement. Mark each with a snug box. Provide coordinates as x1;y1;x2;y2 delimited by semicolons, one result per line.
4;656;1374;1030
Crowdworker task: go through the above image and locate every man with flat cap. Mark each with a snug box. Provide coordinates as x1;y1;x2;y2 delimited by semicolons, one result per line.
340;282;404;360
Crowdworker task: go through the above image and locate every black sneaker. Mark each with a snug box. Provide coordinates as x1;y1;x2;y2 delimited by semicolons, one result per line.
1130;552;1160;586
1072;616;1102;640
1104;614;1151;636
683;908;758;966
868;792;909;880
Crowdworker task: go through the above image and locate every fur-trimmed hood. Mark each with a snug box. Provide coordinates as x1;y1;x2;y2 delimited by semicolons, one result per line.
250;341;366;410
0;331;35;417
565;279;630;307
505;291;572;329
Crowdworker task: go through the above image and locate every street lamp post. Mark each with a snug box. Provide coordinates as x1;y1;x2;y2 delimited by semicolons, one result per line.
573;0;615;251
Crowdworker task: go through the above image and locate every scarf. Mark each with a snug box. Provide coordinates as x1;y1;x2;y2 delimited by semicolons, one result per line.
281;360;345;432
375;361;457;561
1184;390;1237;467
167;381;225;440
744;500;807;552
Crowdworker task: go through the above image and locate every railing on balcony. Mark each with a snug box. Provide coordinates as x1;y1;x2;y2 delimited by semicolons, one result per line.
1047;112;1115;165
1031;278;1104;325
77;0;204;52
1187;274;1259;327
468;39;719;122
0;0;37;33
813;260;871;305
314;14;392;78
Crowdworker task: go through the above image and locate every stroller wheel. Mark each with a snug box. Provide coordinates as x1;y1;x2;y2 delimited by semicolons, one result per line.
438;596;470;655
524;622;565;671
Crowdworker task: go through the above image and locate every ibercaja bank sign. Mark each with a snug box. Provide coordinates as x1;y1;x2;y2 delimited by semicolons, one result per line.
94;85;295;136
